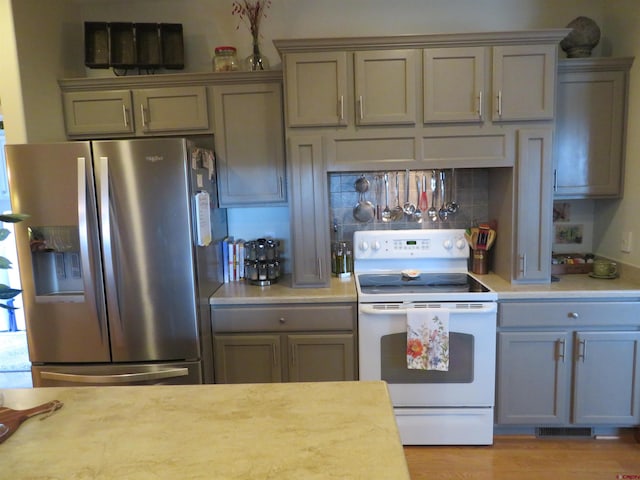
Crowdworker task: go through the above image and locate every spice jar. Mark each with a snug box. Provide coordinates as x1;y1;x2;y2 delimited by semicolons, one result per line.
213;46;239;72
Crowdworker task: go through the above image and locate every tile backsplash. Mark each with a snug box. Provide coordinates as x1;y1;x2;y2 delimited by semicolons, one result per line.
328;168;490;244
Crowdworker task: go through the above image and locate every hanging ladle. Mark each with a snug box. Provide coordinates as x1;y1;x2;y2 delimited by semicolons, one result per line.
427;170;438;222
402;169;416;217
352;175;375;223
438;170;449;222
382;173;391;222
413;176;423;223
446;168;459;214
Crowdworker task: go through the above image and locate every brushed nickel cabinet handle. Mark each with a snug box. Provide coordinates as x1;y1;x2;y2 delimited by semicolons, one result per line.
122;104;129;126
497;90;503;117
555;339;566;362
478;90;483;119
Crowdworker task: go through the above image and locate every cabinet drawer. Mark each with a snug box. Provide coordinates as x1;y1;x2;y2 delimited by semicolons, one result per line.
212;304;356;332
499;302;640;327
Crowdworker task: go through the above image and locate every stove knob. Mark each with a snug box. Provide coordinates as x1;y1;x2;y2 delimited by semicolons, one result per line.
371;240;381;251
456;238;467;250
443;239;453;250
359;241;369;252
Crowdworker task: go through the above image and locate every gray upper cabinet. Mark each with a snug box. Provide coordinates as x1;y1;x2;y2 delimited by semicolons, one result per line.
284;52;348;127
288;136;330;287
62;86;210;138
354;49;417;125
555;57;634;198
423;47;486;123
513;128;553;282
284;49;416;128
132;86;209;134
213;81;286;207
492;44;556;121
62;89;135;137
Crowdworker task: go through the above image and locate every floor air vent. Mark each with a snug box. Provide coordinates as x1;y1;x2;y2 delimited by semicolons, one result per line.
535;427;593;438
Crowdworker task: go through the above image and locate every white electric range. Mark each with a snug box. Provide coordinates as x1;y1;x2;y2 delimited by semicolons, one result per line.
354;229;497;445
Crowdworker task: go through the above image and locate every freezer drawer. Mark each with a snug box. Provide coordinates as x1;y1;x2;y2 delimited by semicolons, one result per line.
31;361;202;387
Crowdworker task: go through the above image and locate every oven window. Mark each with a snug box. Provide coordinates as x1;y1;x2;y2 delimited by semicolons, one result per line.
380;332;474;383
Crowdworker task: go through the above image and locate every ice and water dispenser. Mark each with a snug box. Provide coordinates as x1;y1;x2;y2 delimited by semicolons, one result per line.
28;226;83;298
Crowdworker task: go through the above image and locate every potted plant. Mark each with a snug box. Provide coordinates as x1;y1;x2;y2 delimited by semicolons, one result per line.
0;213;28;314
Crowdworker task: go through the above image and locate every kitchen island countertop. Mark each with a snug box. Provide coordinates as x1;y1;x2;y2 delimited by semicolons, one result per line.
211;274;357;305
2;381;409;479
475;272;640;300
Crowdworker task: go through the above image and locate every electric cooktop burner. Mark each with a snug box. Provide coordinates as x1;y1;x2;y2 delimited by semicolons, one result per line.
357;272;490;295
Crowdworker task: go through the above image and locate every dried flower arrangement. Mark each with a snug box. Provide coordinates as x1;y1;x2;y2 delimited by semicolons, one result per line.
231;0;272;40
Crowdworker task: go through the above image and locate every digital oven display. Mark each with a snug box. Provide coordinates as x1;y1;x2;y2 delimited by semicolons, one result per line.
405;240;417;246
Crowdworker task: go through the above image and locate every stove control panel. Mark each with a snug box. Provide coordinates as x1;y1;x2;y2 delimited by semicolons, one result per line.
354;229;468;260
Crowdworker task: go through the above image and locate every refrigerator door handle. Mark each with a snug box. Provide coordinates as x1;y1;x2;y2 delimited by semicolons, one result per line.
98;156;124;341
40;368;189;384
78;157;106;344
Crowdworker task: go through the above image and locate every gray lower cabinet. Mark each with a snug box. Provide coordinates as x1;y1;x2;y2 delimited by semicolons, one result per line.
497;301;640;427
211;303;356;383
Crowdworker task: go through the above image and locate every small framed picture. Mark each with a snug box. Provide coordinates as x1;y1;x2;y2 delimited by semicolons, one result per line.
555;224;583;244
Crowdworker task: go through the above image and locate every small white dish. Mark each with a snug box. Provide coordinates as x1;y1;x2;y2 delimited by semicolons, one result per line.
401;269;420;279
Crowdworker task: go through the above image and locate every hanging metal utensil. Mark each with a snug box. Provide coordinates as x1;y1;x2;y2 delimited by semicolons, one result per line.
413;175;423;223
391;172;404;221
382;173;391;222
447;168;459;214
427;170;438;222
352;175;375;223
438;170;449;222
402;169;416;216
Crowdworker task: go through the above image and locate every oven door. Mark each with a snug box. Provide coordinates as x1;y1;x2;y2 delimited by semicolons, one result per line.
358;302;497;407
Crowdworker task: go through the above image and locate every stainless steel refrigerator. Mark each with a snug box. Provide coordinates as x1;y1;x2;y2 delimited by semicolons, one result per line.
5;136;227;386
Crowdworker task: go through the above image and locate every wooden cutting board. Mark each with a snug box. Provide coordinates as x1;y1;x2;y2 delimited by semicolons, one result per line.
0;400;63;444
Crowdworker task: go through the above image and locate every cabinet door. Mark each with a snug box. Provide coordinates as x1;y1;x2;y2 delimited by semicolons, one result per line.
514;128;553;282
133;86;209;133
284;52;348;127
62;90;134;137
423;47;486;123
213;82;286;206
497;332;571;424
492;45;556;121
287;334;355;382
555;69;626;198
213;334;282;384
354;50;416;125
288;136;330;286
573;331;640;425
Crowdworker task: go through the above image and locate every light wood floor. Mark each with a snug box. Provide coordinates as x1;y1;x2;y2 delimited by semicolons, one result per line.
404;432;640;480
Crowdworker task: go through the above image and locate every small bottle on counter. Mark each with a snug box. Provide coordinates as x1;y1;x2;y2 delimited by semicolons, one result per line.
213;46;239;72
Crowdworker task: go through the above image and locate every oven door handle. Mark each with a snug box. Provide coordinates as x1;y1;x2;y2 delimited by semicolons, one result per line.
358;303;497;315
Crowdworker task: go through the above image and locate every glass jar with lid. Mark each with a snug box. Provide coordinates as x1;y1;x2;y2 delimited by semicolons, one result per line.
213;46;239;72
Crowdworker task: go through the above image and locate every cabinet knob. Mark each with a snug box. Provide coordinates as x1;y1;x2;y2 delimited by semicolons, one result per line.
568;312;579;319
279;317;286;324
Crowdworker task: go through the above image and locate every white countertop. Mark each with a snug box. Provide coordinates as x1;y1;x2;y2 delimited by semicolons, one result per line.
211;274;357;305
2;382;409;479
475;272;640;300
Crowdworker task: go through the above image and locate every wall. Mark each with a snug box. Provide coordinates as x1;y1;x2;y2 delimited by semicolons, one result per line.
595;1;640;268
12;0;640;270
69;0;605;76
